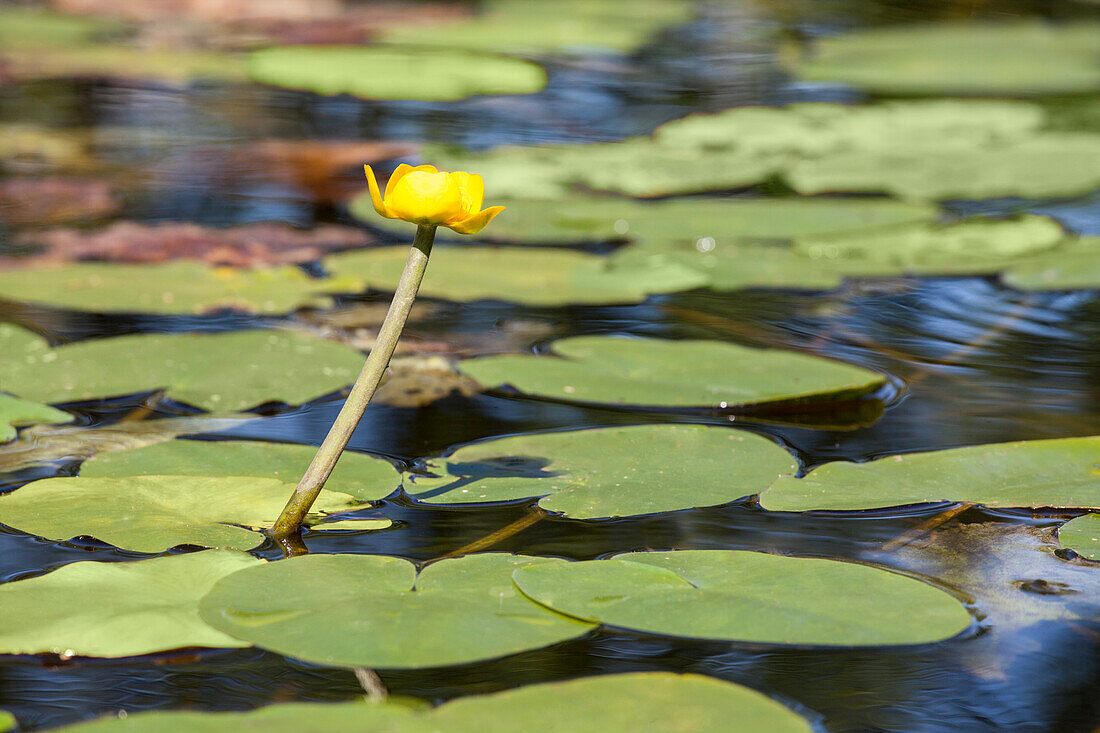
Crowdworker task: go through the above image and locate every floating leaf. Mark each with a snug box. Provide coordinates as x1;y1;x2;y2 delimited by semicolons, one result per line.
82;440;398;503
406;425;796;518
2;45;246;84
0;327;366;411
309;518;393;532
0;394;71;443
0;711;12;731
200;553;594;668
791;22;1100;96
248;46;546;101
760;436;1100;512
0;261;362;315
51;673;809;732
0;551;262;657
0;475;364;552
325;246;704;305
514;550;972;645
1059;514;1100;561
1002;237;1100;290
0;178;121;226
0;8;124;49
460;335;885;409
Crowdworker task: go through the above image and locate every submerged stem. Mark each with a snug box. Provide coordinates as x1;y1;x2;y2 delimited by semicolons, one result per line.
270;224;437;539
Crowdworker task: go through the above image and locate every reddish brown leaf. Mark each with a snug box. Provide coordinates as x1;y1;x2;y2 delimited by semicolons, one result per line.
0;178;121;227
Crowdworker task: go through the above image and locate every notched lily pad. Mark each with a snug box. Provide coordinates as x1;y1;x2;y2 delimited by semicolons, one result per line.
459;335;885;410
248;46;546;101
0;394;71;443
0;550;263;657
82;439;399;503
406;425;796;518
760;435;1100;512
199;552;594;668
513;550;973;646
1059;514;1100;561
0;475;364;552
0;326;366;411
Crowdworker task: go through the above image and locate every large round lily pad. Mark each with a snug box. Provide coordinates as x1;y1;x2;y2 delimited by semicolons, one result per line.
406;425;796;517
1003;237;1100;290
0;550;262;657
81;439;399;503
514;550;972;646
0;261;362;315
325;246;704;305
0;393;71;443
0;326;365;411
50;673;810;732
199;553;594;668
759;435;1100;512
791;22;1100;96
0;475;364;552
248;46;546;101
459;335;885;410
1059;514;1100;561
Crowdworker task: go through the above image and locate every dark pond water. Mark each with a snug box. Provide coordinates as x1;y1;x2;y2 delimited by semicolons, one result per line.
1;1;1099;731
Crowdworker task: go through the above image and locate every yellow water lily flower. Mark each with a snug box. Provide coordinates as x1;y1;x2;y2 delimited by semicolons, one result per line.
364;164;505;235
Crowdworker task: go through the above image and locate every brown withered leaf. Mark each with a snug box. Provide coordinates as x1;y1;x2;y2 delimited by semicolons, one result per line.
9;221;374;268
0;178;121;227
376;355;481;407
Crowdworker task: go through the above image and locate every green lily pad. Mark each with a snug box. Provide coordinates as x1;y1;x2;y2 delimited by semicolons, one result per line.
0;326;366;411
248;46;546;101
0;711;12;731
1059;514;1100;561
513;550;972;645
0;8;124;49
0;475;364;552
1003;237;1100;290
0;393;71;443
199;553;595;668
791;22;1100;96
759;435;1100;512
0;261;362;315
0;550;262;657
459;335;885;409
50;673;810;732
325;246;704;305
81;440;399;503
309;518;393;532
380;0;694;55
406;425;796;518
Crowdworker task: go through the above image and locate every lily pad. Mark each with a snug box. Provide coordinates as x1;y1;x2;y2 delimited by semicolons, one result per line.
459;335;886;409
325;246;704;305
791;22;1100;96
0;8;124;49
0;326;366;411
406;425;796;518
309;518;393;531
81;440;399;503
0;550;262;657
0;475;364;552
199;553;595;668
50;673;810;732
0;261;362;315
1003;237;1100;290
0;394;71;443
0;711;11;731
1059;514;1100;561
3;45;246;84
248;46;546;101
513;550;972;646
759;435;1100;512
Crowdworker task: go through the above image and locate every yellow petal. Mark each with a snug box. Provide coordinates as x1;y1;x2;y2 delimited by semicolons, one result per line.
363;165;391;218
446;171;485;222
385;163;437;201
386;170;467;225
447;205;506;235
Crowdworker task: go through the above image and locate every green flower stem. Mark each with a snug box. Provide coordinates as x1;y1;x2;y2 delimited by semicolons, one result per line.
270;224;437;539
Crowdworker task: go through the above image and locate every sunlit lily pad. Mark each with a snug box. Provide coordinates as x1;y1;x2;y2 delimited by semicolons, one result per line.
0;261;362;315
459;335;885;409
0;550;262;657
325;246;704;305
81;440;399;503
0;711;12;731
514;550;972;645
51;673;809;732
309;518;393;532
1003;237;1100;290
406;425;796;518
0;326;365;411
200;553;594;668
760;436;1100;512
1059;514;1100;561
0;475;364;552
791;22;1100;96
0;394;71;443
248;46;546;101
